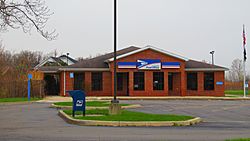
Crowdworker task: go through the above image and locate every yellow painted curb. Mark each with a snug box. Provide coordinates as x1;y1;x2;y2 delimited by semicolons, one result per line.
58;110;202;127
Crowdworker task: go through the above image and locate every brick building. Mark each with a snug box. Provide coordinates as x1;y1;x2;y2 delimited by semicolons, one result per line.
38;46;228;97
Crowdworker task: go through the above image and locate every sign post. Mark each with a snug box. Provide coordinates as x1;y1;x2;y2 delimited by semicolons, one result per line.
67;90;86;117
28;74;32;101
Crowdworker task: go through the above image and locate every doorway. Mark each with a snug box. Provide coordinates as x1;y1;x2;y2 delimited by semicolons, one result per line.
44;74;60;96
117;72;129;96
168;72;181;96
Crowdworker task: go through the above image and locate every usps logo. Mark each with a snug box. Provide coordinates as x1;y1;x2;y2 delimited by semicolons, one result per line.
137;59;161;70
76;100;83;107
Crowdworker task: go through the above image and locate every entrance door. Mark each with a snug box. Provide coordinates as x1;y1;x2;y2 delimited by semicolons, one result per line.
44;74;60;95
74;73;85;90
117;72;129;96
168;72;181;96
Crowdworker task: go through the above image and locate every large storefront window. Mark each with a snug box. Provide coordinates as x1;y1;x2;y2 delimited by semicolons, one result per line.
134;72;145;91
204;72;214;90
153;72;164;90
187;72;198;90
91;72;103;91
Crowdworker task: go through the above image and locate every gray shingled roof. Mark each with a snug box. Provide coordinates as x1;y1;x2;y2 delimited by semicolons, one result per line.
39;46;227;71
66;46;140;68
185;60;228;70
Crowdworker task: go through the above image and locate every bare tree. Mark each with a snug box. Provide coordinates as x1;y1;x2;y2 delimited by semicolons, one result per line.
227;59;244;82
0;0;57;40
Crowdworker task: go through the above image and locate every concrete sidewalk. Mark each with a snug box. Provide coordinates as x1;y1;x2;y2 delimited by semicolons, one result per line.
37;96;250;103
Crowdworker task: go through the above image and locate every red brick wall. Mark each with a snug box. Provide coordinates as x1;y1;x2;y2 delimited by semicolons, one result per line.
60;71;112;96
109;48;186;96
59;48;225;97
186;71;225;96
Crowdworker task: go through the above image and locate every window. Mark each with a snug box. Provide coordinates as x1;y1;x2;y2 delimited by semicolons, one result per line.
187;72;198;90
153;72;164;90
91;72;103;91
134;72;145;90
74;73;85;90
117;73;123;91
204;72;214;90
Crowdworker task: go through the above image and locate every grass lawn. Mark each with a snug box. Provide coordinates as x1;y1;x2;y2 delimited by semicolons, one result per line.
54;101;130;107
225;90;245;95
63;109;193;121
225;139;250;141
0;97;42;103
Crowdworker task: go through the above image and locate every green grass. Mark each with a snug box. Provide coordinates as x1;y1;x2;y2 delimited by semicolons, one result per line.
225;138;250;141
0;97;42;103
63;109;193;121
54;101;130;107
225;90;245;95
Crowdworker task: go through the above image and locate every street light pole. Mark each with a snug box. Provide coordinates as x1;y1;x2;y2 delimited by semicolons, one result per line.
66;53;69;65
112;0;118;103
210;51;215;65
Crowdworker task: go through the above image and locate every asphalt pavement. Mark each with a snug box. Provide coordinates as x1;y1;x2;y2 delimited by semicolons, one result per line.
0;100;250;141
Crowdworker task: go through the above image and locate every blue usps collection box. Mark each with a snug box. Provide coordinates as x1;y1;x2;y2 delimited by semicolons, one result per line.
67;90;86;117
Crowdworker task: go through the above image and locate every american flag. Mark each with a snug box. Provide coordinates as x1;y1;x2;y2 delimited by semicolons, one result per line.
243;25;247;61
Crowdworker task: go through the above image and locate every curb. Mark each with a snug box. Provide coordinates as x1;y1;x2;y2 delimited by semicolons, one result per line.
58;110;202;127
51;103;142;110
85;97;250;101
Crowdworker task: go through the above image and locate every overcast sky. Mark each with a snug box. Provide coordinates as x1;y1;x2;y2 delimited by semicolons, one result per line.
1;0;250;71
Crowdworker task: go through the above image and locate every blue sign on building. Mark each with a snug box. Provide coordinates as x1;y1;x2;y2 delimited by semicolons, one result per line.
137;59;161;70
216;81;224;85
67;90;86;117
162;62;180;68
117;59;181;70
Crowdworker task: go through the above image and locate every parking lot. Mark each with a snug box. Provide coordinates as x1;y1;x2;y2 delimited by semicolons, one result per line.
0;100;250;141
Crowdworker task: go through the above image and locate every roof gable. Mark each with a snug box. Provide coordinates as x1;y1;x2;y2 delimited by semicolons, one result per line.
65;46;140;69
106;45;189;62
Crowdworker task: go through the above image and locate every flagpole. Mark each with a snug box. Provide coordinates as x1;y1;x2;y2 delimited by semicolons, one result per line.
243;58;246;98
243;24;246;98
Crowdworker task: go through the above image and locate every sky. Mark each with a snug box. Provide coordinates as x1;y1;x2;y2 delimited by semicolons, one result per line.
1;0;250;71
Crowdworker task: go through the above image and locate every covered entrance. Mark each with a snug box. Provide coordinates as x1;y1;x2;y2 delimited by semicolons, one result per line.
117;72;129;96
44;74;60;95
168;72;181;96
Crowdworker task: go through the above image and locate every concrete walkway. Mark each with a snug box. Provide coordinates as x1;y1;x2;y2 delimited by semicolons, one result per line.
38;96;250;103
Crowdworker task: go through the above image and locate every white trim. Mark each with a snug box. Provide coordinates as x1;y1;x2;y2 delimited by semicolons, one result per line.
185;68;229;71
34;57;61;69
41;71;58;73
58;68;110;71
106;45;189;62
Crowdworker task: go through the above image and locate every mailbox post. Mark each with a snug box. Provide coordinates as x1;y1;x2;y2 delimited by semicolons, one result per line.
67;90;86;117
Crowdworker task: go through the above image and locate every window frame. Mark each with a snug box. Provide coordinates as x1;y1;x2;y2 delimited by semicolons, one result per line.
91;72;103;91
153;72;164;91
204;72;214;91
187;72;198;90
133;72;145;91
